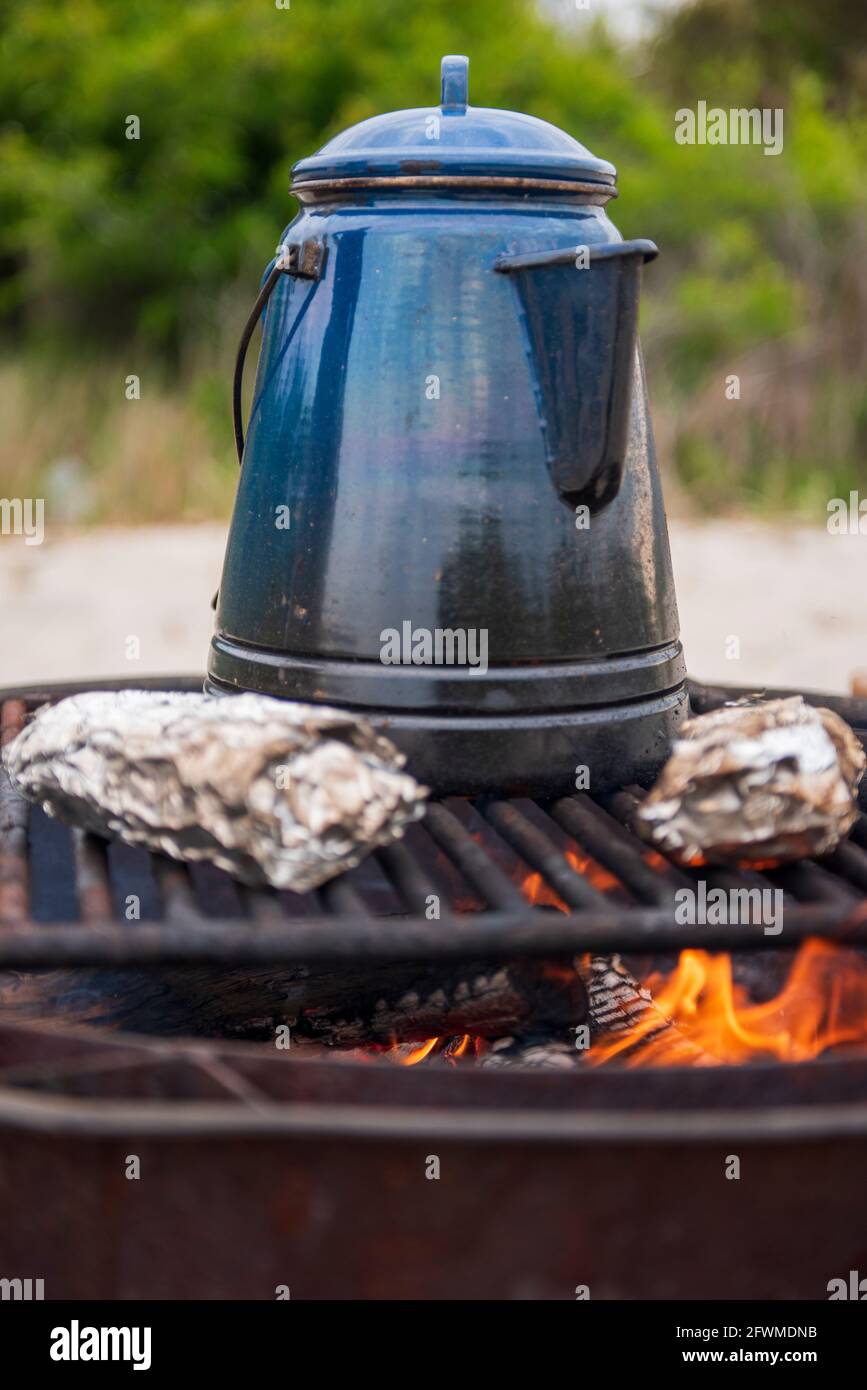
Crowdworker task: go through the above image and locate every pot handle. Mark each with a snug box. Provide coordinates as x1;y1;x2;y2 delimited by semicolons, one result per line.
493;238;658;275
232;238;327;465
212;239;327;610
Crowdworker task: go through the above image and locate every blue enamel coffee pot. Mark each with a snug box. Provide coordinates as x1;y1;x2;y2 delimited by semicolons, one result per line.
208;56;687;794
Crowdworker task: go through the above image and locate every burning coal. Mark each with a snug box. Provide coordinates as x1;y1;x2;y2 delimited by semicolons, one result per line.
590;938;867;1067
374;819;867;1071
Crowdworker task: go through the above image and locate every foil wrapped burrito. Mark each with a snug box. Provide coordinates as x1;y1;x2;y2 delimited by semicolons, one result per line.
3;691;427;891
635;696;865;866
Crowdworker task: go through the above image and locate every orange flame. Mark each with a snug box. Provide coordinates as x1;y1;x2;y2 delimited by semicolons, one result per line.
393;1033;476;1066
591;938;867;1066
400;1037;440;1066
377;835;867;1071
521;849;619;910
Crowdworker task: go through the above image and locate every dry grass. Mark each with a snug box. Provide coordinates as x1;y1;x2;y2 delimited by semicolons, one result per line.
0;351;238;525
2;303;865;527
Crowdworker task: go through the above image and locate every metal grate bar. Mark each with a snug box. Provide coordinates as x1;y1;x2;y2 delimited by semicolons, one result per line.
2;680;867;968
376;839;452;917
549;793;684;905
72;830;113;924
317;876;371;918
767;860;859;904
698;865;797;909
824;840;867;897
0;902;865;968
602;786;801;906
480;799;607;909
0;699;30;926
239;884;287;925
595;791;697;894
424;801;526;911
151;855;203;924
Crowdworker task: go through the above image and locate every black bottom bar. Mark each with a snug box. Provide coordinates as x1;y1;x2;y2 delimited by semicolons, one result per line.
2;1300;863;1375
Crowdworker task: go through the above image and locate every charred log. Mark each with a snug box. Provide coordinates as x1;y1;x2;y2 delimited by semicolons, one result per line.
296;957;587;1047
0;953;587;1048
583;954;716;1065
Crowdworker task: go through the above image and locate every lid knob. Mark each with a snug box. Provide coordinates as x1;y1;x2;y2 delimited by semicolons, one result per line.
440;55;469;115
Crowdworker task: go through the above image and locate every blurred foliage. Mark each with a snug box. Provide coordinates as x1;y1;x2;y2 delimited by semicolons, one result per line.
650;0;867;105
0;0;866;518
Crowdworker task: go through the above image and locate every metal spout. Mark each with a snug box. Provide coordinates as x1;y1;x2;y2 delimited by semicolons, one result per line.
495;238;658;505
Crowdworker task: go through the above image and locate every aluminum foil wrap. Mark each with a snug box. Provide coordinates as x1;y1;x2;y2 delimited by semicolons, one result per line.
635;696;865;866
3;691;427;891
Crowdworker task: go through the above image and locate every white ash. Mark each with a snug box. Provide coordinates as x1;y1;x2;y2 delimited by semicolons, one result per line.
635;696;865;866
480;1036;581;1070
3;690;427;892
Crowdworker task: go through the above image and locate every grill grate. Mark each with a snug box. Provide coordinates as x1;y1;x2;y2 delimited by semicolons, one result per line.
1;679;867;968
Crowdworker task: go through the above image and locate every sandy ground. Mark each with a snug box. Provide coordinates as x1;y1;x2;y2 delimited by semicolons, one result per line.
0;519;864;694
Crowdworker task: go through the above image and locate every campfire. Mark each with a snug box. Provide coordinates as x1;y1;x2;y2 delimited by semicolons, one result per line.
589;939;867;1067
376;864;867;1069
3;678;867;1303
3;679;867;1079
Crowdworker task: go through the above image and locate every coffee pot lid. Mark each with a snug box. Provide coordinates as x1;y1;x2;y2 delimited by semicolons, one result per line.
291;55;616;192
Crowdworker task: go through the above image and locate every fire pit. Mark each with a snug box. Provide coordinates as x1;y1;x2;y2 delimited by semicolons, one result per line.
1;676;866;1299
